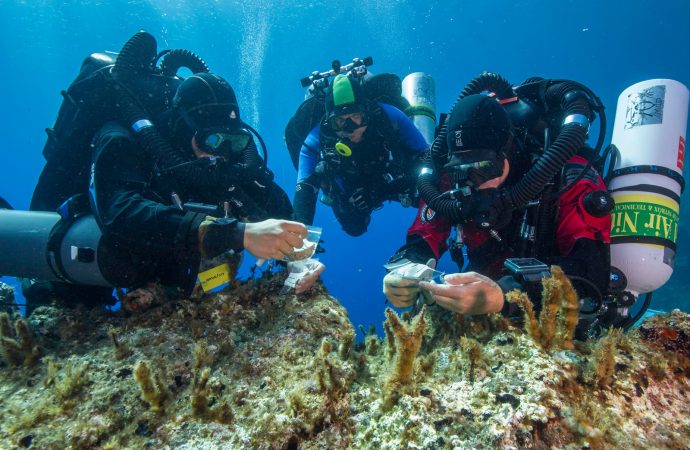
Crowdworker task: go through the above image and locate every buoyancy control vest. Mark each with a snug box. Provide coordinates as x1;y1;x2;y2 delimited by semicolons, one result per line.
30;31;208;213
284;72;411;170
4;32;296;293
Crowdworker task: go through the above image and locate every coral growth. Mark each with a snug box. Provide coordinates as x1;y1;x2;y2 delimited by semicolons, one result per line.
382;305;427;409
585;327;626;389
108;326;131;360
189;341;233;424
460;336;482;382
0;272;688;449
54;360;90;407
506;266;580;351
0;312;40;366
361;324;380;355
134;360;170;414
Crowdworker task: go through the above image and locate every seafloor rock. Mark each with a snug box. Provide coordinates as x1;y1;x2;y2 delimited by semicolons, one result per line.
0;273;688;449
0;282;14;308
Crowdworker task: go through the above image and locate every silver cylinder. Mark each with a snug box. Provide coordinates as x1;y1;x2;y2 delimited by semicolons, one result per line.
402;72;437;145
0;209;112;287
0;209;61;281
59;215;111;286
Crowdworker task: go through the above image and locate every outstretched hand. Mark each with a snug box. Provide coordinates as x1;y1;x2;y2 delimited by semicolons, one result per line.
243;219;308;261
383;258;436;308
383;273;420;308
292;260;326;294
419;271;505;315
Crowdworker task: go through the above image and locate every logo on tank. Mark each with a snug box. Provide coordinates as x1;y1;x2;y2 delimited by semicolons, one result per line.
624;85;665;129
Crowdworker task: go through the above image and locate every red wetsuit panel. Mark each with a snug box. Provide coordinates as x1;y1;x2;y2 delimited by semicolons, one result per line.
556;155;611;255
406;155;611;263
407;174;453;259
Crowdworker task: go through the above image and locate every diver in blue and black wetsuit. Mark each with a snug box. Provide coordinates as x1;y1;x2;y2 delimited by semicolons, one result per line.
292;74;429;237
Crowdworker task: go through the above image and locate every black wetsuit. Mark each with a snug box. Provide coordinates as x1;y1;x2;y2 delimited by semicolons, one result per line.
90;121;292;291
29;120;292;301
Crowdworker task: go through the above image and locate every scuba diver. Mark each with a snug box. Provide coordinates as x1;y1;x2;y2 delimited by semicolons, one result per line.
383;73;618;337
291;66;430;237
5;31;322;310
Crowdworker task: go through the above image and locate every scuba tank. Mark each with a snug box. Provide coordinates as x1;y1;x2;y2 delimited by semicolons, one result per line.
402;72;437;145
31;31;210;212
1;31;214;290
285;57;437;170
0;199;141;287
607;79;688;306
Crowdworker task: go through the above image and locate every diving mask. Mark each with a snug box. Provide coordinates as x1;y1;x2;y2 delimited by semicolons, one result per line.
330;112;367;133
444;149;504;188
196;128;251;161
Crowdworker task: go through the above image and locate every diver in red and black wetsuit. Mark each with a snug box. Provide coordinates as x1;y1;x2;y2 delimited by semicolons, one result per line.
383;74;614;334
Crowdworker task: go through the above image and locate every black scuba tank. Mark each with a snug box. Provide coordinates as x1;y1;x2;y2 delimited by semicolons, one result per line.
284;93;326;169
30;52;119;212
30;31;210;213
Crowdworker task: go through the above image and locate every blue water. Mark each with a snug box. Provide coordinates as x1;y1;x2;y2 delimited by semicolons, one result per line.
1;0;689;335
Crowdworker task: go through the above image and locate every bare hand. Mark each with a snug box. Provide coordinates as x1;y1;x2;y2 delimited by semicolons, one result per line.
293;260;326;294
383;273;420;308
419;272;504;315
243;219;308;260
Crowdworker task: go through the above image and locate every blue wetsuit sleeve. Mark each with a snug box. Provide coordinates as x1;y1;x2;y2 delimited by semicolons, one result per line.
296;125;321;183
380;103;429;153
293;125;322;225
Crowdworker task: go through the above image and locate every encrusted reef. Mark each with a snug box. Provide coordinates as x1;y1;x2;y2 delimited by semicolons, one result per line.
0;270;689;449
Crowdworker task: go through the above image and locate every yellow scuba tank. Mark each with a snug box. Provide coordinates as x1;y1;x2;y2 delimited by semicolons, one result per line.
608;79;689;297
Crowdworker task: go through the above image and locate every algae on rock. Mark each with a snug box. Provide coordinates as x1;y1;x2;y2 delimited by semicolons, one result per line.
0;312;40;367
0;272;688;449
506;266;580;352
381;305;427;410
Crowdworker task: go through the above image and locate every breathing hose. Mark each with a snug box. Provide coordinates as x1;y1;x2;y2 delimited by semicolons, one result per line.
624;292;652;331
112;31;225;187
418;72;598;223
159;49;210;77
418;72;515;222
111;30;157;79
242;122;268;171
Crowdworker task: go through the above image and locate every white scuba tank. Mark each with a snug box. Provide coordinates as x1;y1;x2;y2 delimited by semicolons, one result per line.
402;72;437;145
608;79;689;297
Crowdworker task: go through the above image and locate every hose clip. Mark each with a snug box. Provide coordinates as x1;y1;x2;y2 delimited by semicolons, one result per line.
131;119;154;133
562;114;590;131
